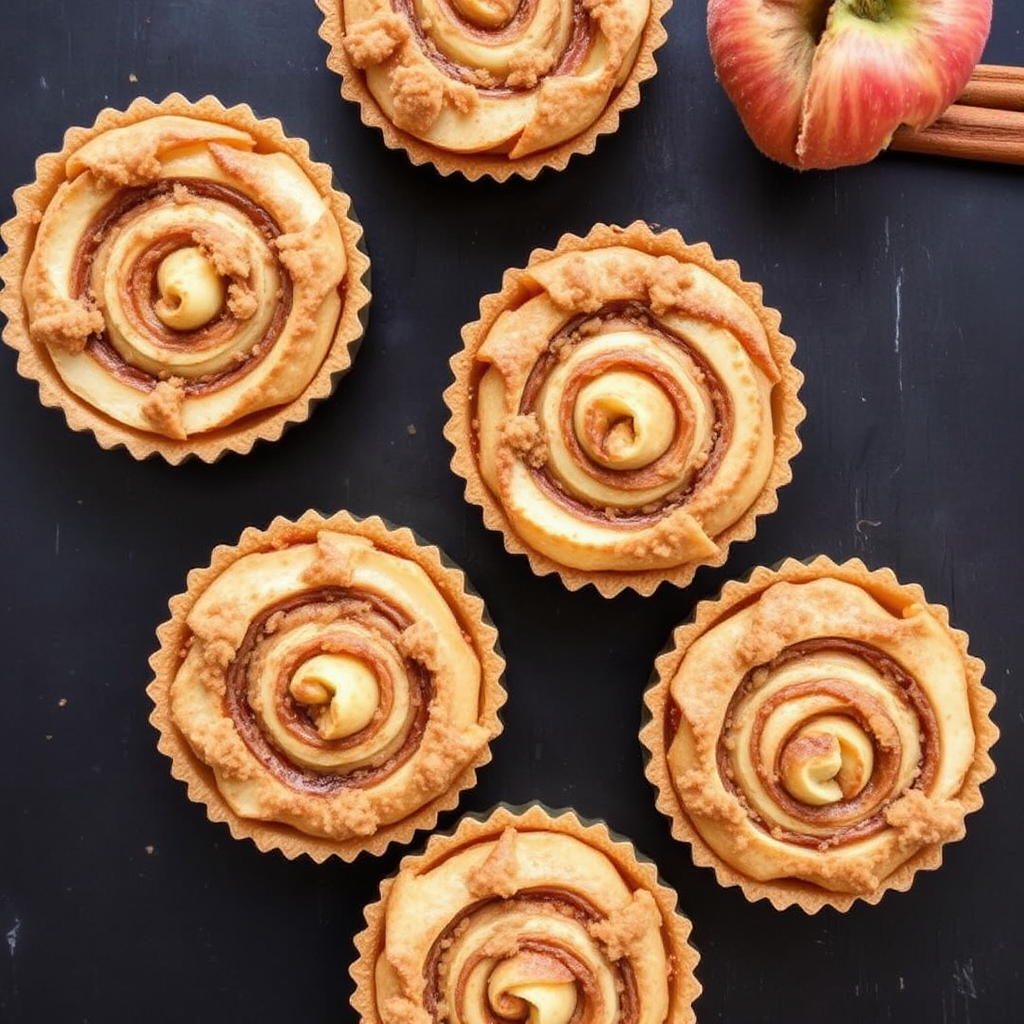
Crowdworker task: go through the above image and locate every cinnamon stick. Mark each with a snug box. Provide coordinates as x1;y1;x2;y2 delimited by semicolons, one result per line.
889;103;1024;167
957;64;1024;113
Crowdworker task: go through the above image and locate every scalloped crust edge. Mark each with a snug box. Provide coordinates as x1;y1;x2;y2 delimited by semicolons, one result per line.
0;92;372;464
638;554;1000;913
349;801;702;1022
314;0;672;181
442;220;806;597
146;508;507;861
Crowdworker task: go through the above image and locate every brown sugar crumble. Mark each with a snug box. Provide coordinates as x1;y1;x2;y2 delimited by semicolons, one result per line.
468;827;521;899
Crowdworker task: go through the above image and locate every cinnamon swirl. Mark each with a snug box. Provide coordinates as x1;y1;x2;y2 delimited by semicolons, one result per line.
352;804;701;1023
0;94;370;462
147;510;506;861
316;0;670;178
641;556;998;911
444;221;804;596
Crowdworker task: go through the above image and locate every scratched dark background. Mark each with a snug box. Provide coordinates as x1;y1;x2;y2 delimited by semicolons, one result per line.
1;2;1022;1022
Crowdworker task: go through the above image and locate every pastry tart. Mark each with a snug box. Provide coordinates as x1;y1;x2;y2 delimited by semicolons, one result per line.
352;803;701;1023
640;556;999;911
444;221;804;596
0;94;370;462
147;510;506;860
316;0;670;179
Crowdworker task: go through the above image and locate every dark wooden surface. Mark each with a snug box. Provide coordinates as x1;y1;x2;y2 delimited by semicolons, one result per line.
1;2;1022;1022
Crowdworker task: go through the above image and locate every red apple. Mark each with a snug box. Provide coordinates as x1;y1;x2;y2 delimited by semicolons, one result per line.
707;0;993;169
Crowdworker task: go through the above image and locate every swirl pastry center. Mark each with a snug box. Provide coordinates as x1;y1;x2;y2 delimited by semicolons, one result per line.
153;245;227;331
288;652;381;740
356;807;702;1024
646;559;997;903
488;952;578;1024
159;515;506;849
447;223;805;592
17;110;357;446
573;366;677;470
778;716;875;807
336;0;658;164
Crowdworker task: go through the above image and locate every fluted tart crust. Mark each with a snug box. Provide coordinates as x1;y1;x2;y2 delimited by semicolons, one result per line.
641;556;998;912
445;221;804;596
316;0;670;179
0;94;371;462
352;803;701;1024
147;510;506;861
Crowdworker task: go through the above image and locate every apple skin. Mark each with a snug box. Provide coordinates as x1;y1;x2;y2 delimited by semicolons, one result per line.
707;0;993;170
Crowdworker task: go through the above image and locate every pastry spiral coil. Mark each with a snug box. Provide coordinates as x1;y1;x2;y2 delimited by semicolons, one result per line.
355;805;700;1024
149;511;505;860
641;557;998;909
3;95;369;460
445;222;804;595
320;0;667;176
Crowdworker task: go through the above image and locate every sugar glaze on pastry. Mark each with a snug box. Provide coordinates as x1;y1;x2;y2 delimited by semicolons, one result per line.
338;0;652;157
644;557;997;906
355;805;700;1024
21;113;348;440
159;513;505;851
446;222;804;594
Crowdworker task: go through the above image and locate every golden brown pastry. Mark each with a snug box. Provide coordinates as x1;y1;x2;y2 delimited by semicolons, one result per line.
352;804;701;1023
641;556;998;911
316;0;670;179
0;94;370;462
147;510;506;861
445;221;804;596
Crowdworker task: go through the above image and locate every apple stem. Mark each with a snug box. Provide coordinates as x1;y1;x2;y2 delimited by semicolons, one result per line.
847;0;893;21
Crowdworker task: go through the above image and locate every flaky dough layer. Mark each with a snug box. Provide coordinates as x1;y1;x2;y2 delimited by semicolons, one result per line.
148;510;506;861
317;0;670;179
641;556;999;912
445;221;804;596
0;94;370;462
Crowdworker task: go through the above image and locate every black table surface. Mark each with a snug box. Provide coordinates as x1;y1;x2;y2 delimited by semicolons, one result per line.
1;2;1022;1022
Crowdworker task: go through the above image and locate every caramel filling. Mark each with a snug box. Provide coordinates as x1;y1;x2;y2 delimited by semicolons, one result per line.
225;587;432;793
394;0;595;91
712;638;939;848
516;304;730;524
423;889;639;1024
69;178;293;395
